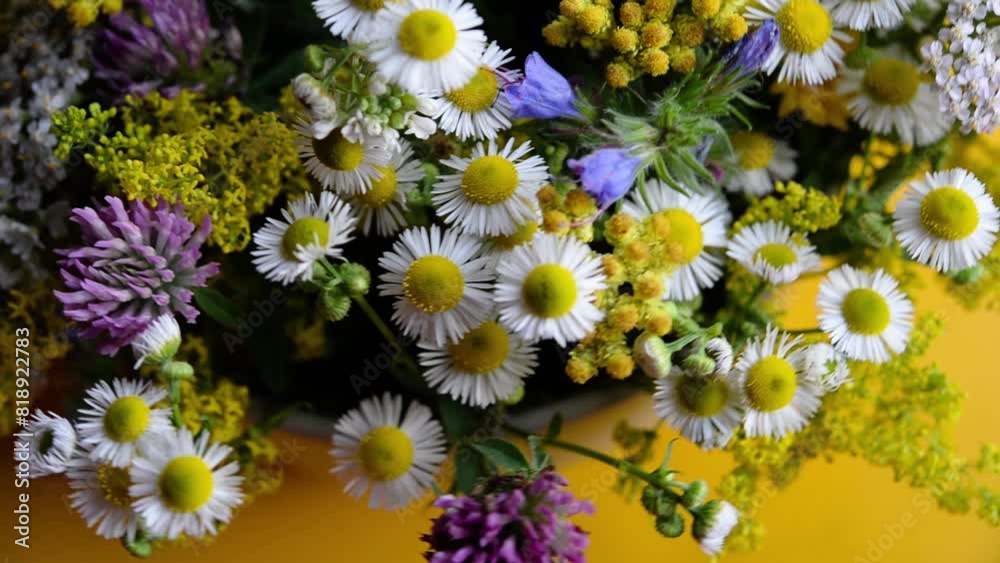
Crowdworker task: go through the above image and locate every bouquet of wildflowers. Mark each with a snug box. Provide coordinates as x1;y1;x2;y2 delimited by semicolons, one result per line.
5;0;1000;559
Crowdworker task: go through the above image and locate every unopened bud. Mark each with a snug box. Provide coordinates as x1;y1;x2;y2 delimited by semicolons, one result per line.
633;332;672;378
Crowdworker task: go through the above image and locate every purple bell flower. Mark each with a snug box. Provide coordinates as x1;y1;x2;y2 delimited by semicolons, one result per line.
424;469;594;563
504;52;582;120
722;19;779;78
568;148;643;207
54;196;220;355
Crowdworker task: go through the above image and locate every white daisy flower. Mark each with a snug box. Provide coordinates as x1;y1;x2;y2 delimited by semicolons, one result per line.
694;500;741;556
494;233;606;346
621;181;731;301
331;393;447;510
723;132;797;196
23;410;76;477
378;225;494;346
351;140;424;237
892;168;999;272
366;0;487;93
313;0;389;41
418;320;538;407
653;368;742;450
746;0;849;84
838;50;952;146
131;314;181;369
433;138;548;236
800;342;852;392
705;337;735;375
727;220;821;284
130;428;243;540
67;450;141;541
430;41;519;140
733;326;824;438
295;123;392;195
817;265;914;363
828;0;914;30
252;191;357;286
76;379;172;468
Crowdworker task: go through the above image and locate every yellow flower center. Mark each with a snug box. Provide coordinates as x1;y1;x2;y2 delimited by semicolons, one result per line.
521;264;578;318
398;9;457;61
448;321;510;374
281;217;330;260
97;463;133;508
103;396;151;443
732;132;775;170
403;255;465;312
352;0;386;11
841;288;890;335
359;426;414;481
675;375;730;417
158;456;214;513
754;243;798;268
745;356;798;412
461;155;520;205
490;221;539;250
313;131;364;171
658;209;704;265
919;186;979;241
446;67;500;113
776;0;832;54
357;166;398;209
863;58;920;106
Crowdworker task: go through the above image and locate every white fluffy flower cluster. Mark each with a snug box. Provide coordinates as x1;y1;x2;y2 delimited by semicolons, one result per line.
0;15;89;288
921;0;1000;133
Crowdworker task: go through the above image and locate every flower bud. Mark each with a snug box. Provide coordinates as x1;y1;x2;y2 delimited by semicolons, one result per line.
633;332;672;378
501;384;525;406
952;264;985;284
322;284;352;322
303;45;327;74
655;512;685;538
339;263;371;296
161;360;194;381
682;480;709;508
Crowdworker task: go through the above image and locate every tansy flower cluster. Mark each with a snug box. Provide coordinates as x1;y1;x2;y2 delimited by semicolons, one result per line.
544;0;751;86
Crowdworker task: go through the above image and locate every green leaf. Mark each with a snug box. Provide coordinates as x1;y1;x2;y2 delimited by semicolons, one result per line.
546;412;564;439
454;445;482;494
436;398;483;441
469;438;530;472
193;287;241;329
528;435;550;469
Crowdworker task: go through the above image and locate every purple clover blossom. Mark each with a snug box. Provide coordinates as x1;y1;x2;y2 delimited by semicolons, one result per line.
424;469;594;563
93;0;240;102
568;148;643;207
54;196;219;355
723;19;779;78
504;52;582;120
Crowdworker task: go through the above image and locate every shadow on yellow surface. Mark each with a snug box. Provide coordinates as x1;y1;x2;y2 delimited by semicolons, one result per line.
6;268;1000;563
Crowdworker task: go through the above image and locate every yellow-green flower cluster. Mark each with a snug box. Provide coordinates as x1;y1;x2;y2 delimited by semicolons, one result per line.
719;316;1000;549
179;379;250;443
48;0;122;27
53;93;310;252
565;209;684;383
732;181;843;234
543;0;749;87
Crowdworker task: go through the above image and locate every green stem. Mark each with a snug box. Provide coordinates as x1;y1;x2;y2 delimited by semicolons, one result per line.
504;424;661;488
168;376;183;428
745;281;768;309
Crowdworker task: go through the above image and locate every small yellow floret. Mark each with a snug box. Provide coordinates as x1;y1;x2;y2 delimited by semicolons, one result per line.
692;0;721;18
606;62;633;88
611;27;640;53
640;49;670;76
606;353;635;379
543;210;571;234
620;1;644;27
576;5;610;35
673;15;705;47
641;22;672;49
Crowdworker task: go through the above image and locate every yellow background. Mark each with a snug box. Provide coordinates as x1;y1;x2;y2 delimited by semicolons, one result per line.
7;268;1000;562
